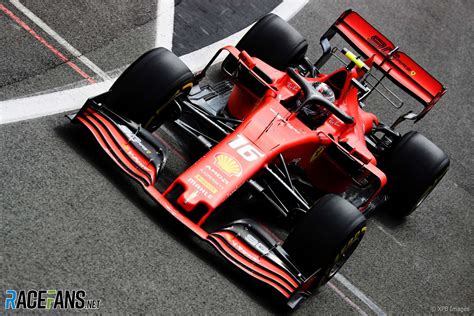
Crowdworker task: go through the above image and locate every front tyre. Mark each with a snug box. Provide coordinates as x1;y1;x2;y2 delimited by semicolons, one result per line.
222;13;308;72
381;131;450;217
106;47;193;131
283;194;366;286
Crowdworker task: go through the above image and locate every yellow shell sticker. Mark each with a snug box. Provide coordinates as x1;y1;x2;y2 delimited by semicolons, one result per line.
214;152;242;177
195;174;217;194
310;146;326;163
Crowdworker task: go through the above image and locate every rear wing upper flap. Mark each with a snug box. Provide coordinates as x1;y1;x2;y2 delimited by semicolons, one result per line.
316;9;446;118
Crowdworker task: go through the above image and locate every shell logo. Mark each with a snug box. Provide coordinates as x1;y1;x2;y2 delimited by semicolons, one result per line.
214;153;242;177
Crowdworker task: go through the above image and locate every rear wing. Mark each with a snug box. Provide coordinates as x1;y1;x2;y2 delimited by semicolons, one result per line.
315;9;446;119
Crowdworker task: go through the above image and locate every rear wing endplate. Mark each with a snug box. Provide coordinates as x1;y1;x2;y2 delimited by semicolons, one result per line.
315;9;446;119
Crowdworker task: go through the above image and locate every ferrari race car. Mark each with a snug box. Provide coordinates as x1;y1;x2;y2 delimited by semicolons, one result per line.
69;10;449;308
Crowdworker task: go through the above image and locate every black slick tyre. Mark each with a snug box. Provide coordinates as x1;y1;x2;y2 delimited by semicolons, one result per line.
106;47;193;130
222;13;308;72
283;194;366;284
381;131;450;217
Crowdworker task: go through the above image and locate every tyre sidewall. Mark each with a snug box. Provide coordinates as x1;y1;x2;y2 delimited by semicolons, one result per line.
382;131;450;216
283;195;366;277
106;48;193;127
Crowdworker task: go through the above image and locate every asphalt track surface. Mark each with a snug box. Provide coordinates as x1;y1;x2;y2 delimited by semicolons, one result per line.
1;0;473;314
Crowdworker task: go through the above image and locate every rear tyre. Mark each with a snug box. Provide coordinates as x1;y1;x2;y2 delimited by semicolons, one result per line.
222;13;308;72
283;194;366;284
106;47;193;131
381;131;450;217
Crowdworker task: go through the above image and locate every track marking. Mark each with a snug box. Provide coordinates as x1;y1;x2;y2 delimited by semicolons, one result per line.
9;0;111;81
0;0;308;124
327;282;368;316
155;0;175;49
334;273;387;316
376;224;404;247
0;80;114;123
0;3;96;84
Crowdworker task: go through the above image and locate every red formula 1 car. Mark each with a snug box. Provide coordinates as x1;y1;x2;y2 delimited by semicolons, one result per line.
69;10;449;308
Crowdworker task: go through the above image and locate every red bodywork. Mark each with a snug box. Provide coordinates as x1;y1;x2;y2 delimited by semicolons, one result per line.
75;46;388;298
333;10;446;118
168;46;386;219
74;11;446;300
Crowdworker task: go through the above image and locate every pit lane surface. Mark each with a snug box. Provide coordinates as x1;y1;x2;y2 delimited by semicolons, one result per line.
1;0;473;314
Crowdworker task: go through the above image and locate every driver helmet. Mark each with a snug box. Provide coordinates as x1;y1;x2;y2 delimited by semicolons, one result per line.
300;82;336;128
312;82;336;103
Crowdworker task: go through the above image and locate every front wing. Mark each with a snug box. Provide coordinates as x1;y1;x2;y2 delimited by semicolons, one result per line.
70;96;320;306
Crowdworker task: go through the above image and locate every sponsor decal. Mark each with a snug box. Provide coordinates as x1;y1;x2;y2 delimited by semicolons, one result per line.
244;234;269;254
328;116;342;128
231;239;259;262
187;177;213;200
310;146;326;162
269;108;302;134
195;174;217;194
4;289;100;310
214;152;242;177
200;165;230;190
286;80;299;92
121;144;153;174
118;124;152;154
367;35;415;75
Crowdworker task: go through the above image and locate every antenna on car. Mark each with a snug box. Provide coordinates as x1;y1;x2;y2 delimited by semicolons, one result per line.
329;46;405;109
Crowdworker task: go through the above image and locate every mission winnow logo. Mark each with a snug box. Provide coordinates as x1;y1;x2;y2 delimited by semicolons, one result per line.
4;289;100;310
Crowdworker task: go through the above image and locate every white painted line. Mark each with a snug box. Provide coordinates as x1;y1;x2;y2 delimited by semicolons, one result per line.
0;0;308;124
376;224;404;247
327;282;368;316
272;0;308;20
334;273;387;316
9;0;112;81
0;80;114;123
0;3;97;84
155;0;175;49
